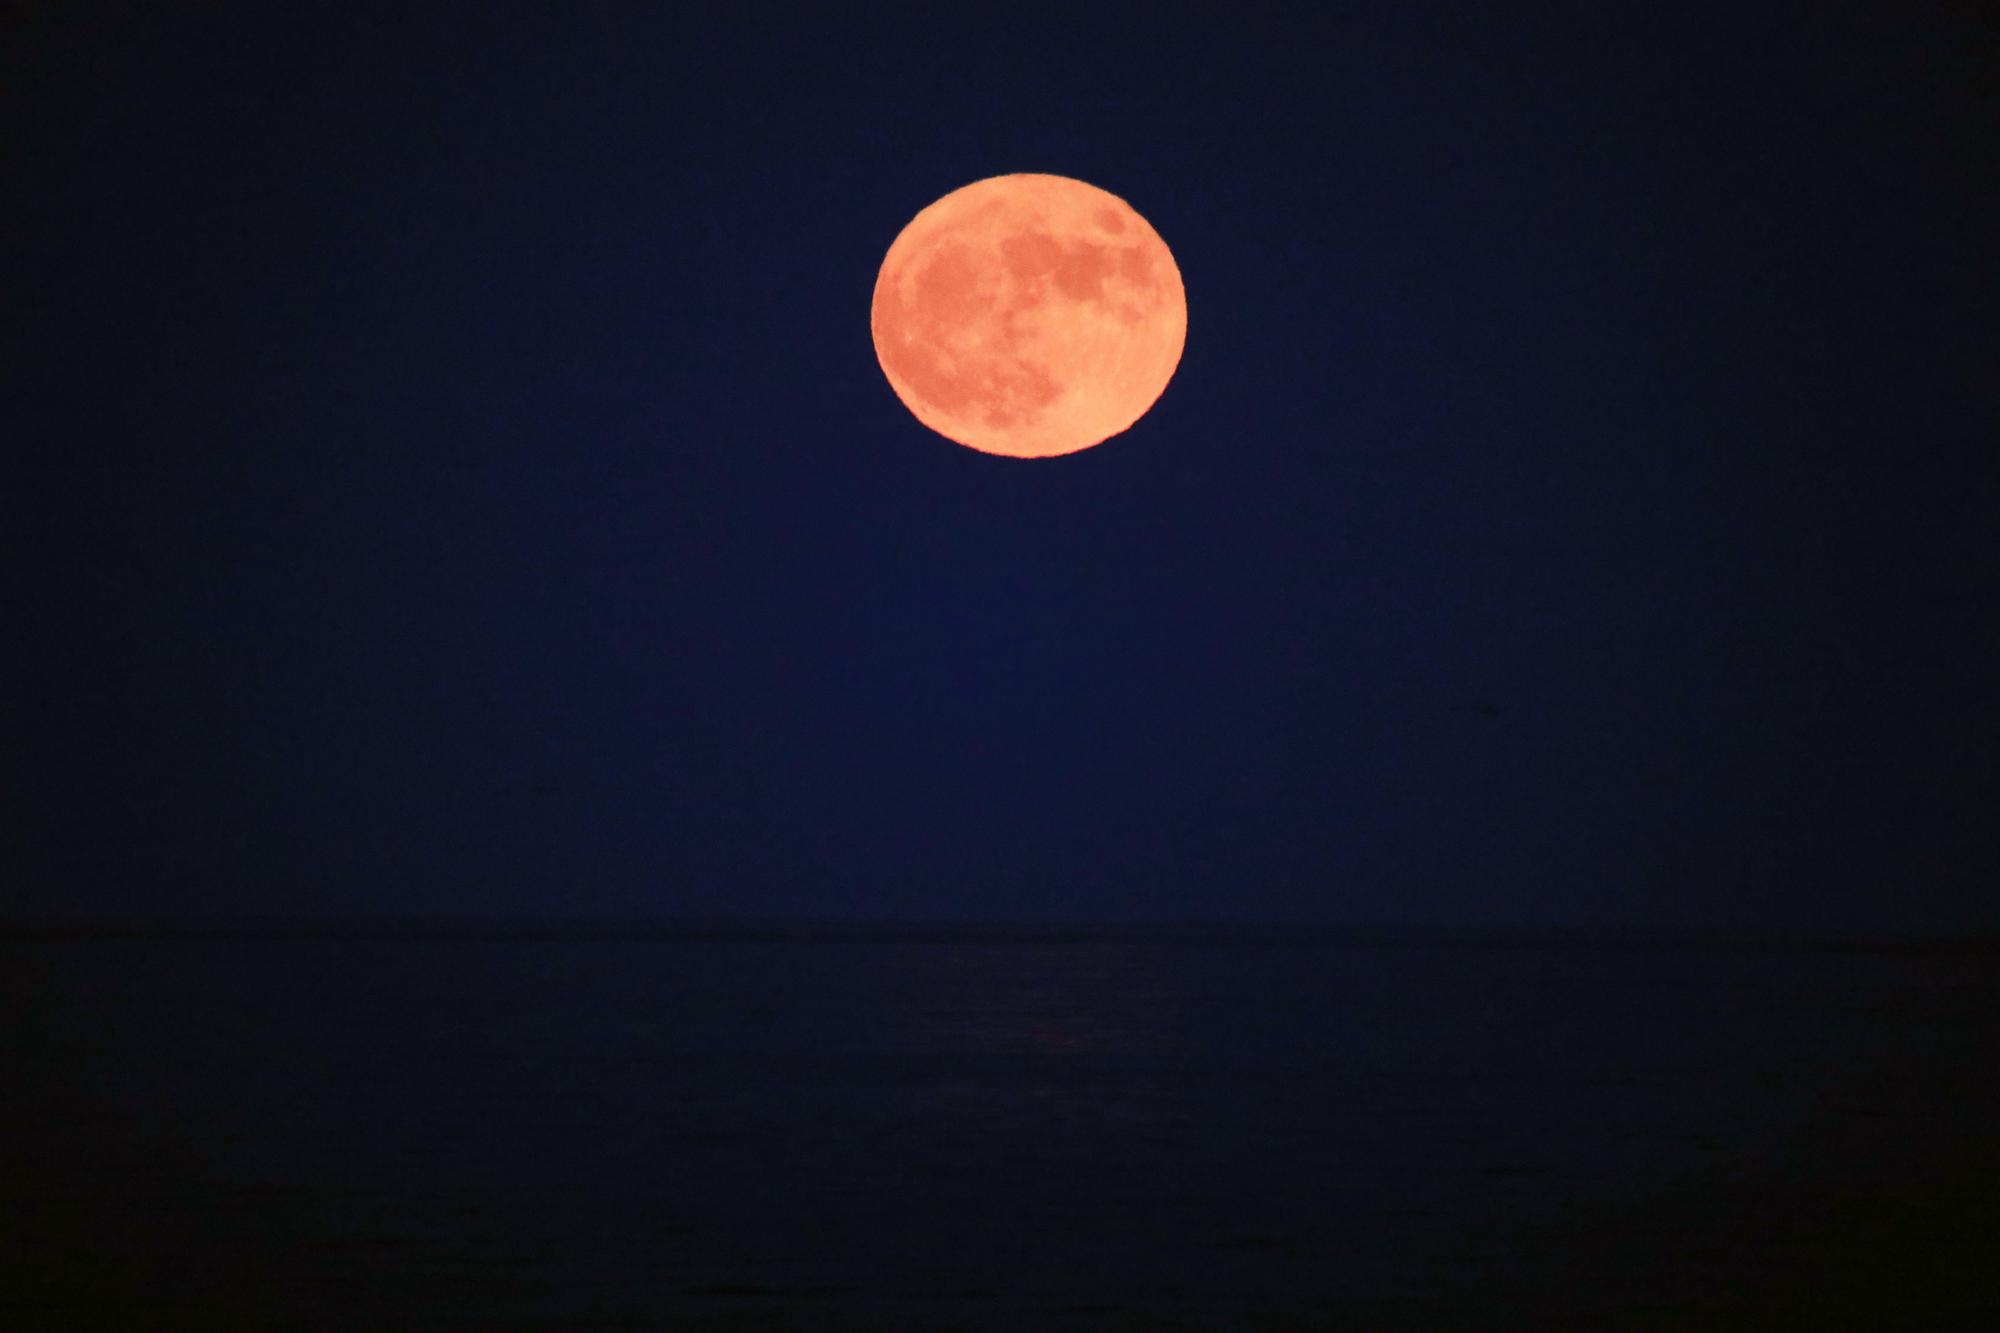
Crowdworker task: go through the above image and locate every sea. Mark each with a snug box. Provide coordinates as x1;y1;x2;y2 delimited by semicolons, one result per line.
5;923;1996;1330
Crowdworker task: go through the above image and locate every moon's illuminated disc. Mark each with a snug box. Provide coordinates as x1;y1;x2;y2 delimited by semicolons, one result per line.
871;173;1186;459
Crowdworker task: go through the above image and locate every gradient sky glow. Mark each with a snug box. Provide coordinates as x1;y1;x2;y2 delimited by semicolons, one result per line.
11;5;1994;928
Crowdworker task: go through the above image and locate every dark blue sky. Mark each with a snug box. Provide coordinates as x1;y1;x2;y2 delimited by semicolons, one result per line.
12;5;1993;927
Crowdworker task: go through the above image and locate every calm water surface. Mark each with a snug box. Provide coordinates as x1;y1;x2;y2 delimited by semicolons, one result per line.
5;928;1996;1329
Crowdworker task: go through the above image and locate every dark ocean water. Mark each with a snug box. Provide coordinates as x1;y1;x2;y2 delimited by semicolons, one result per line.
5;926;1997;1330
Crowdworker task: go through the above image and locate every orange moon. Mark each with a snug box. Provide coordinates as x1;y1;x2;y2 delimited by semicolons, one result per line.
871;173;1186;459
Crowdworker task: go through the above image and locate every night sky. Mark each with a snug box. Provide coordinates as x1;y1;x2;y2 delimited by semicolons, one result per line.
12;5;1994;930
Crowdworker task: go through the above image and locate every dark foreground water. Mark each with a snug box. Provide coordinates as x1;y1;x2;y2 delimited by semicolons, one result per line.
5;925;1997;1330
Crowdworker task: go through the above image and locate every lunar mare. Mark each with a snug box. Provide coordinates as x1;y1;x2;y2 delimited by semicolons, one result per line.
871;174;1186;459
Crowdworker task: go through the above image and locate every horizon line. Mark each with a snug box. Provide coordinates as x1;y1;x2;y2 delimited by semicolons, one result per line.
3;913;1996;953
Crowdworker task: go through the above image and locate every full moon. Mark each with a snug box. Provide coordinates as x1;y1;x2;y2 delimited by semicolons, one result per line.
871;173;1187;459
